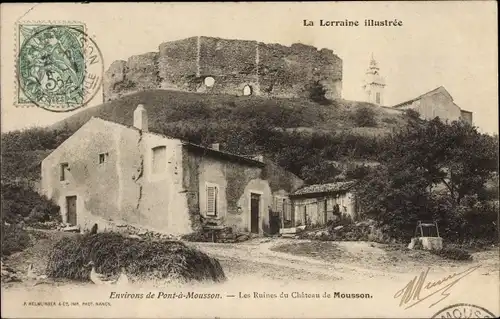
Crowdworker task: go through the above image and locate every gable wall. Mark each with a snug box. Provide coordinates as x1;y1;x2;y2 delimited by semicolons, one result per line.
41;120;191;235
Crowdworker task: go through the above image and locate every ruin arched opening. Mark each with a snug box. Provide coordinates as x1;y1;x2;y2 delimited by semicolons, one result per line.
204;77;215;87
243;85;253;96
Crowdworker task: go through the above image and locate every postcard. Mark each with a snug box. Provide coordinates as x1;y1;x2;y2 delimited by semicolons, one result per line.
1;2;498;318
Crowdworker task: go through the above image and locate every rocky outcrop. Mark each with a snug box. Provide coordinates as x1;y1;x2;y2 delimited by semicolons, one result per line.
103;36;343;102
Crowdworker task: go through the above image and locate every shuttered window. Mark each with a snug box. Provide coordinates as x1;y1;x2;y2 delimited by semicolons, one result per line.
272;196;287;213
206;184;218;216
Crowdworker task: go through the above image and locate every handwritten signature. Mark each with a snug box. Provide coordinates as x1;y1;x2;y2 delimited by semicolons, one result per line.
394;265;481;310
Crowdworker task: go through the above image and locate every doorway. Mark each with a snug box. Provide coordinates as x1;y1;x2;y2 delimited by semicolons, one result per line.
66;196;77;226
250;193;260;234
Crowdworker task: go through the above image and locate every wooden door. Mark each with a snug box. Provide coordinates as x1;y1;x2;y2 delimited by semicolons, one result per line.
66;196;77;225
250;193;260;234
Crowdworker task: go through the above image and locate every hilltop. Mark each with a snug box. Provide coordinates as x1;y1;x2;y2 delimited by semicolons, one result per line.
52;89;403;134
2;89;406;185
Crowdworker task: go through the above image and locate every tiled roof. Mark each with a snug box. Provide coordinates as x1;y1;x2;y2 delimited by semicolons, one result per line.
291;181;356;197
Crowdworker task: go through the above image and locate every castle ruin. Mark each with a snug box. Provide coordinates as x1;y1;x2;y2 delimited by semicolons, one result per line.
103;36;343;102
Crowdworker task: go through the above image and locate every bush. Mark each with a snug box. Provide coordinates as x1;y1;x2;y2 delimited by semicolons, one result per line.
307;81;331;105
1;224;31;257
0;180;60;224
430;247;472;261
432;195;498;247
46;232;226;283
345;165;373;180
352;107;377;127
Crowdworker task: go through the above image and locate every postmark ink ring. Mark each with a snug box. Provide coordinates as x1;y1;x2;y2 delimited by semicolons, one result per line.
17;24;104;112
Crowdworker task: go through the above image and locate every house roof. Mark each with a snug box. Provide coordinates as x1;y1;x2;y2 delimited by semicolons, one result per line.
181;143;265;167
392;86;453;108
91;117;264;167
291;180;356;197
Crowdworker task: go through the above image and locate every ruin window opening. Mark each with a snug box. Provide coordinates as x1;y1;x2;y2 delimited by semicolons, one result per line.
376;92;381;104
243;85;253;96
204;77;215;87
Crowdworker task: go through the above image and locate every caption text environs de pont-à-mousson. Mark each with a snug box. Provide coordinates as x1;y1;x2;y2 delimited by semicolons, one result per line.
303;19;404;27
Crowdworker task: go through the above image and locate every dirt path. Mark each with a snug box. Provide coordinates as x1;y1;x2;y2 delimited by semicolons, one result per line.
189;238;499;282
191;238;395;282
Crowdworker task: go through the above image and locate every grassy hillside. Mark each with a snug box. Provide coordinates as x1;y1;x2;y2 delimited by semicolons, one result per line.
2;89;406;185
52;90;403;133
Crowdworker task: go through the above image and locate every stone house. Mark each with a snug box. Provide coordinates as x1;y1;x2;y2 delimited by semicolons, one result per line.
288;181;358;227
392;86;473;125
41;105;303;235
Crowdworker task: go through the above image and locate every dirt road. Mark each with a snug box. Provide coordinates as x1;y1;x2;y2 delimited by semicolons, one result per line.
2;234;499;318
189;238;499;282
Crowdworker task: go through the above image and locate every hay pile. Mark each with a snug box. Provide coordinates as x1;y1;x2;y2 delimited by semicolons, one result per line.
46;232;226;283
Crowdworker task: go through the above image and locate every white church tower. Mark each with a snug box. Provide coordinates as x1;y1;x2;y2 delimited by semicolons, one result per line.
362;54;386;105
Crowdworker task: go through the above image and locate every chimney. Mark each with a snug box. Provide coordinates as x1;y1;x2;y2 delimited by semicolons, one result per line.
133;104;148;132
210;143;220;151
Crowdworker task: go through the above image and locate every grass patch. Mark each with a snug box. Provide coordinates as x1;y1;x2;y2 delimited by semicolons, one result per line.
46;232;226;283
271;241;343;262
430;247;473;261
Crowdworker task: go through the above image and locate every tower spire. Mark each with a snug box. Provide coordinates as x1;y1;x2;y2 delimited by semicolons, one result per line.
362;54;385;105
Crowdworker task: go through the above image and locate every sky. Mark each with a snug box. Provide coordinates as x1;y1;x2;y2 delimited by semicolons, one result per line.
1;2;498;134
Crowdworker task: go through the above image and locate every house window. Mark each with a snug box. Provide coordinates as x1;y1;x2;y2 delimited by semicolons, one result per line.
206;184;219;216
152;146;167;174
99;152;109;164
60;163;69;181
376;92;381;104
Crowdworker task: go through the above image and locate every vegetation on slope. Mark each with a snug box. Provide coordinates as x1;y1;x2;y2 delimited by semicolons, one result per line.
1;90;403;185
1;180;60;225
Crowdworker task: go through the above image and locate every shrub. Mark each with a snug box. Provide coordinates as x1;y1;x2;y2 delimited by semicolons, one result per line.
352;107;377;127
46;232;226;283
307;81;331;105
345;165;373;180
0;180;60;224
430;247;472;261
432;195;498;246
1;224;31;257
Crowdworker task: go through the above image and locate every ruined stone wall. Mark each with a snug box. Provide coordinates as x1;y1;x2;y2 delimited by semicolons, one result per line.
103;36;343;101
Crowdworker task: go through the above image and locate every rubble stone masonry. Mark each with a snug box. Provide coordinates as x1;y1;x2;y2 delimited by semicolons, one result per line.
103;36;343;101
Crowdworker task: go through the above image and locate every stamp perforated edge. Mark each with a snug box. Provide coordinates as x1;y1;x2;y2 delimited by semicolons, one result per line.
14;20;87;108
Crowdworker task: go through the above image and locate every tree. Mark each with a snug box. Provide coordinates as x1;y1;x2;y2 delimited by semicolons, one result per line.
356;117;498;240
380;118;497;206
300;158;342;184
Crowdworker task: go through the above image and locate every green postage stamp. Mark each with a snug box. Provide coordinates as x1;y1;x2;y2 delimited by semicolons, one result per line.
16;22;103;112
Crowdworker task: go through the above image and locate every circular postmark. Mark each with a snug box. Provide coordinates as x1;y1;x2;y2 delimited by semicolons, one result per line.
432;303;496;318
17;25;104;112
